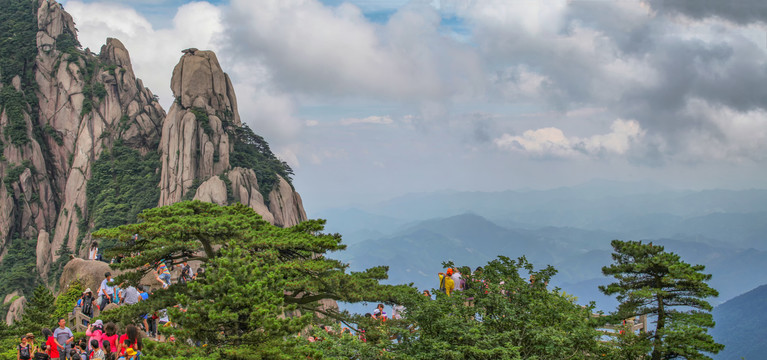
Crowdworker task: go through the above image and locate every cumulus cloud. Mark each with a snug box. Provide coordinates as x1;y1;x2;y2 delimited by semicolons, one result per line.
64;0;224;109
63;0;767;180
223;0;484;101
494;119;645;159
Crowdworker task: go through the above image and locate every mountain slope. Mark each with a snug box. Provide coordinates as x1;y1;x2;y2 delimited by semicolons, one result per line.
711;284;767;360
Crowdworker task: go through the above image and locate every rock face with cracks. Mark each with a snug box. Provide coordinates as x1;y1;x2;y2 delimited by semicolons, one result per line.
159;48;306;228
0;0;307;300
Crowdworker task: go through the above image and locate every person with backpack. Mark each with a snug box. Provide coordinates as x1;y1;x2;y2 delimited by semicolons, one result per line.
176;259;193;284
80;289;97;322
75;343;87;360
18;333;33;360
438;269;455;296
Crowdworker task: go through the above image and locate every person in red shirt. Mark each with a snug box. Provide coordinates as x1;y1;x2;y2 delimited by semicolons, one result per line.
117;325;142;357
101;323;119;353
41;329;58;359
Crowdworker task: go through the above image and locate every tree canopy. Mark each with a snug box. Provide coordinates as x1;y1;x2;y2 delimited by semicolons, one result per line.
600;240;724;360
93;201;414;358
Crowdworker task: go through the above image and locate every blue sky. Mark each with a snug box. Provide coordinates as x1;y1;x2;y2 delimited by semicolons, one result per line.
61;0;767;212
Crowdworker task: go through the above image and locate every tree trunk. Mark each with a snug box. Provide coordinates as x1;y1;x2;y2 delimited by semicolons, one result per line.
651;292;665;360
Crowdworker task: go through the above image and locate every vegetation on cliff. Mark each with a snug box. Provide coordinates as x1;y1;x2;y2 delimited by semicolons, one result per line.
86;141;162;248
230;125;295;200
0;0;37;87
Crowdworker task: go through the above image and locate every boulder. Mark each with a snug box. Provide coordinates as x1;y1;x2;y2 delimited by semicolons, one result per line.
59;258;114;294
193;176;228;205
5;296;26;326
227;168;274;223
268;176;307;228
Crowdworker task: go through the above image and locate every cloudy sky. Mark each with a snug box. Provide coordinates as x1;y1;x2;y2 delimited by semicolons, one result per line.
61;0;767;212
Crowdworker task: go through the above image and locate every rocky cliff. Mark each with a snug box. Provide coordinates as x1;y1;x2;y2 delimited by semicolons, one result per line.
0;0;307;296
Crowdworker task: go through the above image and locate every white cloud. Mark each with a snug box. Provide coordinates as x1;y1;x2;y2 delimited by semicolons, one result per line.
339;115;394;126
225;0;484;101
64;0;224;109
494;119;645;158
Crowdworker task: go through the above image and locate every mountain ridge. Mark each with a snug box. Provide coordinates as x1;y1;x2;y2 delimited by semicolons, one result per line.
0;0;306;293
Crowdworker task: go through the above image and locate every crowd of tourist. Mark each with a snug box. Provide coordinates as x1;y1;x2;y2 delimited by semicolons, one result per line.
15;318;141;360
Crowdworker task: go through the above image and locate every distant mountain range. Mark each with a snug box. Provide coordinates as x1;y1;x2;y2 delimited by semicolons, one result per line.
316;185;767;313
318;185;767;250
711;284;767;360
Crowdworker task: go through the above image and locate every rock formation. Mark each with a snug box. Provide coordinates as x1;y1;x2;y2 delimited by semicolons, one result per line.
4;292;26;326
160;48;306;227
58;258;113;295
0;0;308;297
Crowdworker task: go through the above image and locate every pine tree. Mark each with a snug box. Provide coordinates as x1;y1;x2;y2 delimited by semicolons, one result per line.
16;285;56;334
92;201;414;358
600;240;724;360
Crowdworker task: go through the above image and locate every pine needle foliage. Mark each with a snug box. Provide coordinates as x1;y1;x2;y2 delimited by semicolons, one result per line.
600;240;724;360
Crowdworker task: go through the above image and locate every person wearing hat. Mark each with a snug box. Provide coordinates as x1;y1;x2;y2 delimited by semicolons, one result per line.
78;288;97;322
125;347;137;360
85;320;104;352
438;269;455;296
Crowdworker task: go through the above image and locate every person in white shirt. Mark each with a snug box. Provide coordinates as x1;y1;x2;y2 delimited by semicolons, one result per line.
98;272;114;310
88;242;99;261
451;269;463;292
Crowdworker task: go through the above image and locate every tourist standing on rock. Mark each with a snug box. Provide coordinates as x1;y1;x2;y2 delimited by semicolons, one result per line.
98;273;114;311
88;242;99;261
52;318;73;360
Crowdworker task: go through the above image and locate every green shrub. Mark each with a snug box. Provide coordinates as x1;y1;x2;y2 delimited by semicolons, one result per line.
0;236;38;299
0;86;29;146
190;107;213;137
53;279;84;321
44;123;63;145
87;141;162;232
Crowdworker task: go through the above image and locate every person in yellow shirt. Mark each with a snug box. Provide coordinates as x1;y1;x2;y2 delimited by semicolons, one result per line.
438;268;456;296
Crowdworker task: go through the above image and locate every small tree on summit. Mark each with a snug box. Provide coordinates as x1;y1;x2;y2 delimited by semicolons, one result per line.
600;240;724;360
